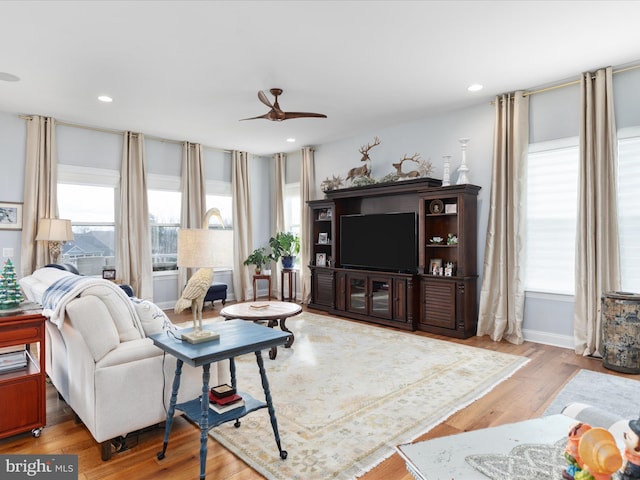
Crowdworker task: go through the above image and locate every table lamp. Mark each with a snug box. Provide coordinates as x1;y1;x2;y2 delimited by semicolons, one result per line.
35;218;74;264
175;208;224;344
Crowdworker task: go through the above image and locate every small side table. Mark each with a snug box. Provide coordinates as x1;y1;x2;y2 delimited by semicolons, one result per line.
280;269;297;302
151;320;290;480
0;309;46;439
253;274;272;301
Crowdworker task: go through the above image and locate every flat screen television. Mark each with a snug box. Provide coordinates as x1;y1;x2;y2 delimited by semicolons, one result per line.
340;212;418;273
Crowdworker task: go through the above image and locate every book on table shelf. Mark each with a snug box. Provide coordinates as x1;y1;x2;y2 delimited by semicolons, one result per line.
0;350;28;373
209;391;242;406
209;396;245;414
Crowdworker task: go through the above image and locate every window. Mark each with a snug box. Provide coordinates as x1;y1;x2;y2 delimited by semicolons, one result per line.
282;183;301;268
58;183;116;276
618;130;640;292
284;183;301;236
525;138;579;294
148;189;181;271
206;194;233;269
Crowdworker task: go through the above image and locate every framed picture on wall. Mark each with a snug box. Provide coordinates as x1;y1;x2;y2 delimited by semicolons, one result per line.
316;253;327;267
0;202;23;230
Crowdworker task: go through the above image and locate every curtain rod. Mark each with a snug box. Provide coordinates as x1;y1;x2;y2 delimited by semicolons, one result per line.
523;64;640;97
492;63;640;103
18;115;232;154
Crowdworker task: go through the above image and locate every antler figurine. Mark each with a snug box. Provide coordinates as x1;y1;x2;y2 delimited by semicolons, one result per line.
358;136;381;162
347;136;380;183
392;153;422;179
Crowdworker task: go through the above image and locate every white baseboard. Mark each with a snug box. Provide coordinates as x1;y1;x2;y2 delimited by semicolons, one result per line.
523;328;574;350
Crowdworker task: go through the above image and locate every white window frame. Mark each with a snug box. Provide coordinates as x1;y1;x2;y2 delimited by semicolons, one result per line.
57;165;119;275
147;174;181;274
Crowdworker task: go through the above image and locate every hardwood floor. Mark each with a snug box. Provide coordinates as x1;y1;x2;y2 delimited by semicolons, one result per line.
0;304;633;480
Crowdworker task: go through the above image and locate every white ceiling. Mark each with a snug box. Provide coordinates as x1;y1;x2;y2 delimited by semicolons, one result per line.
1;1;640;155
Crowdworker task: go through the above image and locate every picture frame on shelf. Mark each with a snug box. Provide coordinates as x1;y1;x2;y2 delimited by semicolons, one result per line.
429;258;443;276
318;232;329;244
326;209;332;219
445;203;457;214
429;199;444;214
102;269;116;280
318;210;328;220
316;253;327;267
0;202;23;230
444;262;455;277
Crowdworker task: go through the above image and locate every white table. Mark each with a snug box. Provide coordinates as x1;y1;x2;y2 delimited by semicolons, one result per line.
220;301;301;359
396;414;577;480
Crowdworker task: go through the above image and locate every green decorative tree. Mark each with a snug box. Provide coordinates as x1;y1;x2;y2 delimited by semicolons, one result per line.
0;259;24;309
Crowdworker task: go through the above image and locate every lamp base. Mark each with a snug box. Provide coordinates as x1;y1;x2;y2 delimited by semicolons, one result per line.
181;329;220;344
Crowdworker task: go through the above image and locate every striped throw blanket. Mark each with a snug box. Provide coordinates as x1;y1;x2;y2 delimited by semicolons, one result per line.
42;275;141;333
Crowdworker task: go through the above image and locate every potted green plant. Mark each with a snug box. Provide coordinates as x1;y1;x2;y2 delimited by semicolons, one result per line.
243;247;271;274
269;232;300;269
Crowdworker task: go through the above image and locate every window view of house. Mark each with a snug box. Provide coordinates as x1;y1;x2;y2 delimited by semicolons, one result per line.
57;183;116;275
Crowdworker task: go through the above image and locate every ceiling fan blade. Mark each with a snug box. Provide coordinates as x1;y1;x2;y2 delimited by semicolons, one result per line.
239;112;272;121
257;91;273;109
283;112;327;120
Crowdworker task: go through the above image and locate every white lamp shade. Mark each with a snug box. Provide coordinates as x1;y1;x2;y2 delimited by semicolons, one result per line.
177;229;217;268
35;218;74;241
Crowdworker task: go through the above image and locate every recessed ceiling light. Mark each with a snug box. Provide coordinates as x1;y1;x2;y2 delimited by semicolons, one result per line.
286;138;296;143
467;84;483;92
98;95;113;103
0;72;20;82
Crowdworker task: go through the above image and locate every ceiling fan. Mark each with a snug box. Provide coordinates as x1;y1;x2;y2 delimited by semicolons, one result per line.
241;88;327;122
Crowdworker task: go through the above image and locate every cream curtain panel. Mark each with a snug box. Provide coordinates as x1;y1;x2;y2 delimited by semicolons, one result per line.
300;147;315;303
232;151;252;301
20;116;58;277
179;142;206;290
477;92;529;344
574;67;621;356
117;132;153;300
272;153;287;296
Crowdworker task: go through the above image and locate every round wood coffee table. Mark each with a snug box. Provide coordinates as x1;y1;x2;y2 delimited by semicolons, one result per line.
219;301;301;359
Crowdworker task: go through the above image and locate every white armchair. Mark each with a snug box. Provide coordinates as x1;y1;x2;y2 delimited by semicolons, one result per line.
19;267;229;460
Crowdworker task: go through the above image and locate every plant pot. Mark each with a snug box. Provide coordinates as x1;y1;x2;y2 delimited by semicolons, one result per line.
281;255;295;269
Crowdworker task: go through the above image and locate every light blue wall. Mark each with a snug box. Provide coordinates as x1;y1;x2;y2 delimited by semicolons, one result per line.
0;112;26;274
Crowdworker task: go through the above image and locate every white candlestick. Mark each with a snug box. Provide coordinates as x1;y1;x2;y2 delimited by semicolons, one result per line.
442;155;451;186
456;138;470;185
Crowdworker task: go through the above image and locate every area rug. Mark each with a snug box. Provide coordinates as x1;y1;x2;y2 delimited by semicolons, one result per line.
202;312;529;480
543;369;640;419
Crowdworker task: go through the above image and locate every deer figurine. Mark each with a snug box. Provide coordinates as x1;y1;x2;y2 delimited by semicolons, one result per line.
347;136;380;182
392;153;422;179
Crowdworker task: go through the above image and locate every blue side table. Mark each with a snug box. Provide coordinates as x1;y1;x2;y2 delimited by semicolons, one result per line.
149;319;291;480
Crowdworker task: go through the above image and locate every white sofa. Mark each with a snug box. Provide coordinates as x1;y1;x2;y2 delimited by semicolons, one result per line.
19;267;229;460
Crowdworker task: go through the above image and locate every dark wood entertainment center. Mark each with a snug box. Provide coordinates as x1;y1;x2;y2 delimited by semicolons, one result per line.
307;177;481;338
